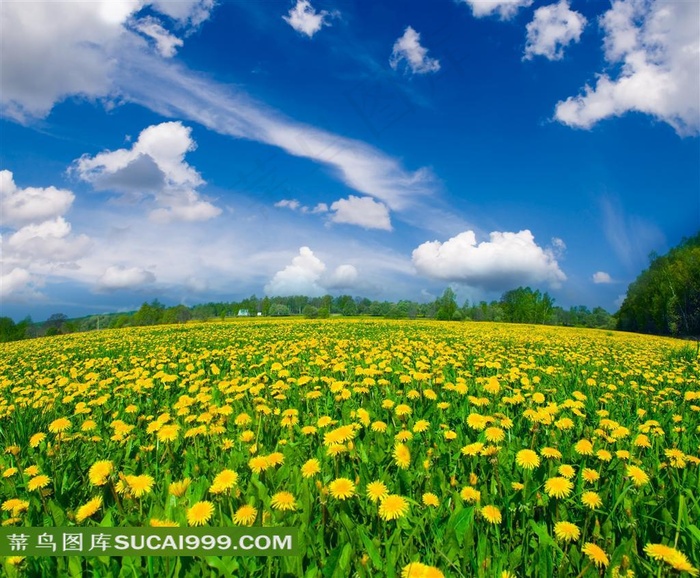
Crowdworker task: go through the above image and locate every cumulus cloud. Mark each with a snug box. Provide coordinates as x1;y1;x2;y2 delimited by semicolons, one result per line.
390;27;440;75
0;172;90;299
283;0;333;38
325;264;359;289
593;271;613;284
73;121;221;222
412;230;567;290
0;0;213;121
329;196;392;231
460;0;533;20
264;247;360;296
275;199;329;214
524;1;587;61
554;0;700;136
96;265;156;291
133;17;184;58
0;170;75;227
265;246;327;296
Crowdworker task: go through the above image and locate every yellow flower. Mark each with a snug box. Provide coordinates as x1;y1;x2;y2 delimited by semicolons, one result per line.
366;481;389;503
2;467;18;478
150;518;179;527
270;491;297;511
301;458;321;478
541;447;562;459
379;495;409;521
626;465;650;487
393;443;411;469
371;421;388;432
328;478;356;500
582;468;600;483
402;562;445;578
156;424;180;443
48;418;71;433
169;478;191;497
124;474;154;497
27;475;51;491
544;477;573;499
644;543;698;575
233;504;258;526
29;433;46;448
413;420;430;433
24;465;40;477
581;491;602;510
558;464;575;479
634;434;651;448
75;496;102;523
187;501;215;526
2;499;29;516
480;505;501;524
249;456;270;474
574;439;594;456
554;521;580;542
88;460;113;486
461;442;485;456
422;493;440;507
210;469;238;494
582;543;609;568
596;449;612;462
516;449;540;470
460;486;481;504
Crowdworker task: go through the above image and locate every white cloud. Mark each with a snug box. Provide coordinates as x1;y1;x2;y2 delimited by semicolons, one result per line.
460;0;533;20
275;199;329;214
593;271;613;284
326;264;359;289
97;265;156;291
265;246;327;296
0;170;75;227
0;267;34;300
524;1;587;61
390;27;440;75
264;247;362;296
133;17;184;58
0;0;214;121
329;196;392;231
7;217;91;262
73;121;221;222
554;0;700;136
412;230;566;290
275;199;301;211
283;0;332;38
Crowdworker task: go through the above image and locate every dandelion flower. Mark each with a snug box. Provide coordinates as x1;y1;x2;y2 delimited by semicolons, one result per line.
210;469;238;494
328;478;356;500
24;465;40;477
366;481;389;503
480;505;502;524
554;521;580;542
541;447;562;459
156;424;180;443
233;504;257;526
574;439;594;456
582;543;609;568
544;477;573;499
582;468;600;483
422;493;440;507
581;491;602;510
516;449;540;470
249;456;270;474
644;543;698;575
379;495;409;521
187;501;215;526
301;458;321;478
626;465;650;487
270;491;297;511
88;460;113;486
48;418;71;434
75;496;102;523
558;464;575;479
169;478;191;498
393;443;411;469
29;433;46;448
27;475;50;491
402;562;445;578
460;486;481;504
150;518;179;527
125;474;154;497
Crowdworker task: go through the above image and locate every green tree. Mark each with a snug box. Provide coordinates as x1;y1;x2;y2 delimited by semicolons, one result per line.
436;287;457;320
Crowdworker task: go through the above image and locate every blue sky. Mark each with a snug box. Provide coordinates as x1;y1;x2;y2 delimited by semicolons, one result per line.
1;0;698;321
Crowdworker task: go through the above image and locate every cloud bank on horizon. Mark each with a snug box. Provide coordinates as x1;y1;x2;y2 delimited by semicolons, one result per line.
0;0;697;318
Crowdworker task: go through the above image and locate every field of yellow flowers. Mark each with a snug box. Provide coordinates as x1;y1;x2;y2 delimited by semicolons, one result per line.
1;319;699;577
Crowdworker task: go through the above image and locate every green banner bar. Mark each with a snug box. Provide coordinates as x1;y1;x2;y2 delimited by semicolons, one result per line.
0;527;299;557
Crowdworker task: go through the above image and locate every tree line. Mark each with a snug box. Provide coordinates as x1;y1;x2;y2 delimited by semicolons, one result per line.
0;286;617;342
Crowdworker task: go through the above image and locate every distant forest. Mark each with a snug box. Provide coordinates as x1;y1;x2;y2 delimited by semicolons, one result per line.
1;232;698;342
